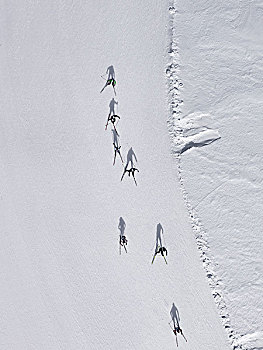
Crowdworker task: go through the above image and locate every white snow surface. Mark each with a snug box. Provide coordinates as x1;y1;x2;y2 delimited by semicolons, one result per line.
169;1;263;350
0;1;231;349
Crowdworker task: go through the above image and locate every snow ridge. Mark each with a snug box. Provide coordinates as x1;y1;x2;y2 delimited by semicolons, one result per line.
166;6;221;156
172;112;221;154
166;2;244;350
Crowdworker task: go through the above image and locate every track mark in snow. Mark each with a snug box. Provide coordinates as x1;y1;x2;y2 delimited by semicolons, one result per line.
176;159;245;350
167;2;244;350
193;182;226;210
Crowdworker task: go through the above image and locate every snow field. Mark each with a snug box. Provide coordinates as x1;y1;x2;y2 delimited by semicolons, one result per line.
0;1;232;349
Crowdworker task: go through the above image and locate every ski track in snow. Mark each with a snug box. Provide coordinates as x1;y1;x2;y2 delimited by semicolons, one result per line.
166;2;251;350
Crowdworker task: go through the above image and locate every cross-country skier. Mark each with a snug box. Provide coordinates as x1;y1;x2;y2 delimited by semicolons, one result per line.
121;167;139;186
152;223;168;264
118;217;128;254
105;114;120;134
169;303;187;346
113;143;123;165
112;129;123;165
171;325;187;344
119;234;128;254
120;235;128;246
152;245;168;264
156;246;168;256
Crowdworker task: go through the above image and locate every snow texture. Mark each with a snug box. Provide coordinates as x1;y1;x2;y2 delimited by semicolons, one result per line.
0;1;261;350
0;1;230;349
168;1;263;350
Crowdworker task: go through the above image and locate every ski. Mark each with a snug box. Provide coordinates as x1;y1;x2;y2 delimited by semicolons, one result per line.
169;322;187;344
181;331;187;343
163;255;168;264
121;170;126;182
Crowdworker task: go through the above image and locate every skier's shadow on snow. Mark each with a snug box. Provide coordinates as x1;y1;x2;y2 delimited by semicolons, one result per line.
124;147;138;170
155;223;164;252
170;303;187;344
121;147;139;185
170;303;180;329
112;129;124;165
100;65;116;94
109;98;118;116
107;65;115;80
112;129;119;147
118;217;126;236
